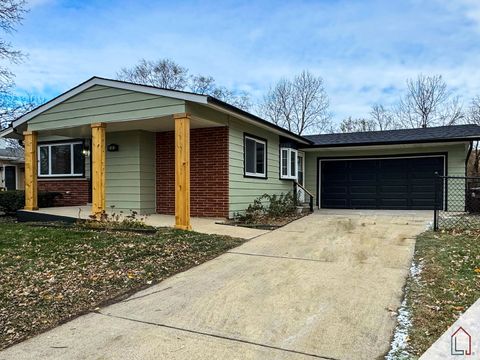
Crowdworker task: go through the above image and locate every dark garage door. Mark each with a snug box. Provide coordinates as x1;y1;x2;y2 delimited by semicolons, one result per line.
320;156;445;210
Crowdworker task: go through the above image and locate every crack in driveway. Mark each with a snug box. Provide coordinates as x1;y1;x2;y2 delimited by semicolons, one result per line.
95;311;342;360
227;251;336;263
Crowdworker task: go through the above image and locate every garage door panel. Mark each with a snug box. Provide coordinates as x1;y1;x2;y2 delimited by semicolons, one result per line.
350;160;376;170
379;172;408;180
322;199;348;208
320;156;444;210
350;199;377;208
379;199;408;208
349;172;377;181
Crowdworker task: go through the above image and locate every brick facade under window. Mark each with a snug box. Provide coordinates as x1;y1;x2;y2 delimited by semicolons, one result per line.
38;179;90;207
156;127;229;217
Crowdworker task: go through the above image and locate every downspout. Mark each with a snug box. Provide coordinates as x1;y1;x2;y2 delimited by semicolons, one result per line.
466;141;473;177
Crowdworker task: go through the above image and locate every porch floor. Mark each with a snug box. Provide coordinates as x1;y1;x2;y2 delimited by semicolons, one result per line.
23;206;268;240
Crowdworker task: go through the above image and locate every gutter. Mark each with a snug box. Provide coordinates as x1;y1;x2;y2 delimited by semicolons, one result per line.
466;141;473;176
300;137;480;149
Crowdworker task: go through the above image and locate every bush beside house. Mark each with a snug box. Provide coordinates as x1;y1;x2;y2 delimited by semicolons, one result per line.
0;191;61;215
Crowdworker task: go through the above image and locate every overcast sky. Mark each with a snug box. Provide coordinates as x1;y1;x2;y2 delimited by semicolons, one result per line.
7;0;480;125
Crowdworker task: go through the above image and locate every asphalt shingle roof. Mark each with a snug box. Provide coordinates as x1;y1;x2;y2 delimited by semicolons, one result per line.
304;124;480;147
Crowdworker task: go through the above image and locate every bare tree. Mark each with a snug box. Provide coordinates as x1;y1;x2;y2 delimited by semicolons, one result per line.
0;0;26;91
370;104;395;130
467;96;480;176
190;74;251;110
117;59;251;110
338;117;377;133
117;58;189;90
259;70;331;135
0;94;42;154
394;74;463;128
190;74;216;94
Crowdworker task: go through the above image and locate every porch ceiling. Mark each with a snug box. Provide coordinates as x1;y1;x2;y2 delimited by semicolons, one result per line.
35;115;223;138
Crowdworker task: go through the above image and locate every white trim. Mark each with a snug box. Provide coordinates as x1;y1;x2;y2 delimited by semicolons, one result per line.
280;147;298;180
0;127;14;138
297;151;305;202
38;141;84;177
318;154;447;209
244;136;266;178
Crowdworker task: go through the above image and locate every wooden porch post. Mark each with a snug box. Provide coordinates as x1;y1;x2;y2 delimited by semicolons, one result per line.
91;123;106;215
23;131;38;210
174;113;191;230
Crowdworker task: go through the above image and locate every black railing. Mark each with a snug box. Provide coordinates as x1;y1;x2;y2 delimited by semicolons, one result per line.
434;174;480;230
293;181;314;213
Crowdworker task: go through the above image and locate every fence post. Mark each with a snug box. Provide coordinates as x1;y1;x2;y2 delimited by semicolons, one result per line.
433;173;439;231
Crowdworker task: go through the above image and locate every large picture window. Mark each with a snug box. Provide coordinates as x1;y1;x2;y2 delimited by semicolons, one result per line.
280;147;297;179
244;135;267;178
38;142;84;177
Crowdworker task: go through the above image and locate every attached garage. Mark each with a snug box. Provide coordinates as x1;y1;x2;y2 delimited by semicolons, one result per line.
319;155;445;210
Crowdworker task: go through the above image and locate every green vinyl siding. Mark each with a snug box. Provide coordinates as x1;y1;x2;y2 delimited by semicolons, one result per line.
106;130;155;214
228;117;292;217
28;85;186;131
304;142;469;209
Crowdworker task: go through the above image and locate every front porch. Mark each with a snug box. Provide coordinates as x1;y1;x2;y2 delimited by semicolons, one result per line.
18;206;268;239
2;78;239;230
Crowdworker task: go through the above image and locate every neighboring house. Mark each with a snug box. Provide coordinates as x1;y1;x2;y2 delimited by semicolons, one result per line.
1;77;480;229
0;139;24;191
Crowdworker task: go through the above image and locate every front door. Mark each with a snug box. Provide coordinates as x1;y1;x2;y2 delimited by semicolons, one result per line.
297;152;305;202
4;166;16;191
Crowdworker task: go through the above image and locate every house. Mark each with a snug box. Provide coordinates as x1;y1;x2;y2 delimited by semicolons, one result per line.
0;139;24;191
1;76;480;229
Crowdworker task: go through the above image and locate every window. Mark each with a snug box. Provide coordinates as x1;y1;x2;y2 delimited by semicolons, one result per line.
38;142;84;177
280;148;297;179
244;135;266;178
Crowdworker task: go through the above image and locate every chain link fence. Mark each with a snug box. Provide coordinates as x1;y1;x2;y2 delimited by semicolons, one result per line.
434;175;480;230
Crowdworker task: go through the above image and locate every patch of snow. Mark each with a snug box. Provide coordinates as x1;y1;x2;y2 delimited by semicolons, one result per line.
425;220;433;230
385;261;423;360
410;261;423;280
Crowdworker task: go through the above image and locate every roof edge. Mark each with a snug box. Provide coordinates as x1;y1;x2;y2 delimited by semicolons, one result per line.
300;137;477;149
8;76;311;145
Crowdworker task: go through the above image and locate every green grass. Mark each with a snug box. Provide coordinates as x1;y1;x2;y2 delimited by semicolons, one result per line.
405;228;480;357
0;218;245;350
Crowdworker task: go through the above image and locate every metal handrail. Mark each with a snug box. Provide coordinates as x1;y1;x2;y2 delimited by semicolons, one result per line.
293;181;314;212
294;181;314;198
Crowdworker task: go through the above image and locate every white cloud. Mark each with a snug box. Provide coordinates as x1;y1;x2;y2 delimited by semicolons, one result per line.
10;0;480;126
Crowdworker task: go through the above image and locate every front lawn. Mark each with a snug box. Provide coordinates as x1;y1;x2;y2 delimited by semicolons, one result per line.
403;229;480;357
0;218;244;350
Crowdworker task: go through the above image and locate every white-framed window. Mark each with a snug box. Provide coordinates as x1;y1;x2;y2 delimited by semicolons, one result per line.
38;142;84;177
244;135;267;178
280;148;297;179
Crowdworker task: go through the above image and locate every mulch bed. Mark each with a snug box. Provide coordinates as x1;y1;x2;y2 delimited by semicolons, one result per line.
221;213;307;229
0;218;244;350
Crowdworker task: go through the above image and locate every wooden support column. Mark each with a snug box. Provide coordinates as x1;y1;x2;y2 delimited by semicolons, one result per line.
23;131;38;210
174;113;191;230
91;123;106;215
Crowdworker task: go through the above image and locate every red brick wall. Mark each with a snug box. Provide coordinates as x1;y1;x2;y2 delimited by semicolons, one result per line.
156;127;229;217
38;179;90;207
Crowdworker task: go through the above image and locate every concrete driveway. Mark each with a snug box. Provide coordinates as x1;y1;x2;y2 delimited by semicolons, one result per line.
0;210;430;360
